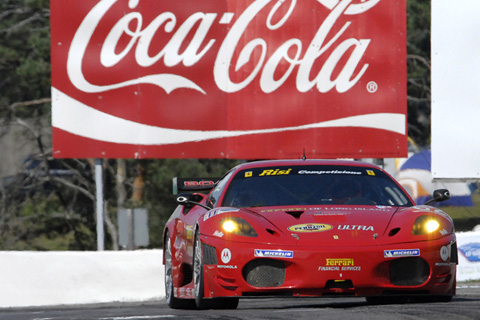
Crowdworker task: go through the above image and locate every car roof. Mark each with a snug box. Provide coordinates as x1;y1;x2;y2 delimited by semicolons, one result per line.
232;159;381;171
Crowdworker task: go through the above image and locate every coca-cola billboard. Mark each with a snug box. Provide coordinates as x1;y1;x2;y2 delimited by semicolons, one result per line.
50;0;407;159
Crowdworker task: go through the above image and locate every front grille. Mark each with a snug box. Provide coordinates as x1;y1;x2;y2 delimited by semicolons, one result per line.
203;243;217;265
390;257;429;286
243;259;285;288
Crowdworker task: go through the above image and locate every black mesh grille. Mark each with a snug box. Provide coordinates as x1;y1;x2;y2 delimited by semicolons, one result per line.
242;259;285;287
390;257;430;286
203;243;217;265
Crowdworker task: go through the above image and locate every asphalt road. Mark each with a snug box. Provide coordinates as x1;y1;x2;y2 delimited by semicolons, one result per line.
1;282;479;320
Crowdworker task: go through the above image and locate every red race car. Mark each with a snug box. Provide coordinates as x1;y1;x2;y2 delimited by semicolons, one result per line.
162;159;457;309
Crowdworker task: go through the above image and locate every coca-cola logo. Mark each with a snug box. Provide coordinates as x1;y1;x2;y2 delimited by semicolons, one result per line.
51;0;406;159
317;0;380;14
67;0;379;95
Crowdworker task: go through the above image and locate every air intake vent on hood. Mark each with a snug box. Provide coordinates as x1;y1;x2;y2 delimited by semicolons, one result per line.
285;210;304;218
388;228;401;237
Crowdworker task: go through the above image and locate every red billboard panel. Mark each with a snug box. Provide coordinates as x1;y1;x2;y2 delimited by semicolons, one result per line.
51;0;407;159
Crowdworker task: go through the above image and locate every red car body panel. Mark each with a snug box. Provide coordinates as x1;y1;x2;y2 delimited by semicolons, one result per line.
163;160;457;303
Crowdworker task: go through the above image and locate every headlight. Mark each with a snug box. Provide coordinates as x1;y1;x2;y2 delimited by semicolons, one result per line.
412;216;441;235
220;217;257;237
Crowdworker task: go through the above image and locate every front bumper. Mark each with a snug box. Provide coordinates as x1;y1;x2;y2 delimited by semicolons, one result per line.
200;234;457;298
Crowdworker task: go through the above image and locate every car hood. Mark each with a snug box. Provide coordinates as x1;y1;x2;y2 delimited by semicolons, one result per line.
246;205;399;246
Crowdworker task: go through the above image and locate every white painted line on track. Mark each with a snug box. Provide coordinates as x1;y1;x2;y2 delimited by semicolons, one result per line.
99;316;176;320
457;285;480;289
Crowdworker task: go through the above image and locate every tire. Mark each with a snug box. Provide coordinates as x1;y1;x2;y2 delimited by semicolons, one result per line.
164;232;195;309
193;229;208;309
193;229;239;310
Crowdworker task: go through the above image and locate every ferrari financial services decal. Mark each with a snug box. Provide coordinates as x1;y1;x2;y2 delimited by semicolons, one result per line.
254;249;293;258
288;223;333;232
384;249;420;258
318;258;361;271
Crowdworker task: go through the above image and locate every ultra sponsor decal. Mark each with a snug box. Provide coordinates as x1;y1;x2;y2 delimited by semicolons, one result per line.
318;258;361;271
288;223;333;232
338;225;374;231
254;249;294;258
384;249;420;258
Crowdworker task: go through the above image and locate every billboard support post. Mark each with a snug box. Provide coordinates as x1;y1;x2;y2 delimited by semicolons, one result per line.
95;158;104;251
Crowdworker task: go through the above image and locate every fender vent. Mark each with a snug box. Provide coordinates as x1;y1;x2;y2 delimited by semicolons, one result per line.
202;243;217;265
388;228;401;237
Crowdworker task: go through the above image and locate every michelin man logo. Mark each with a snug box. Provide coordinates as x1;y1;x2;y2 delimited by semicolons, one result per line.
317;0;381;15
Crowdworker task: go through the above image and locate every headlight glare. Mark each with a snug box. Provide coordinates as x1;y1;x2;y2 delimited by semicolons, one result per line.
412;215;441;235
220;217;257;237
222;220;238;233
425;219;440;233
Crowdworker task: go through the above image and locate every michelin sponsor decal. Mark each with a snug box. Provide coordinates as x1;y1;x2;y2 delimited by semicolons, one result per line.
384;249;420;258
254;249;293;258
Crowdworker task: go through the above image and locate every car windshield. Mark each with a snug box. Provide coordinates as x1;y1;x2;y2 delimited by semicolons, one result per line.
221;165;413;208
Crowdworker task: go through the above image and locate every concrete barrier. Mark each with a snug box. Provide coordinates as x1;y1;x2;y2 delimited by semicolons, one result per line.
0;250;164;308
457;230;480;281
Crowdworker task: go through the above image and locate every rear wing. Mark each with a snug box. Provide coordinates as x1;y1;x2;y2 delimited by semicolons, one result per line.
172;177;220;195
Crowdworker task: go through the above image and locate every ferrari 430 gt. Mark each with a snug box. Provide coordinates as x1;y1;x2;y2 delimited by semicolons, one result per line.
162;160;457;309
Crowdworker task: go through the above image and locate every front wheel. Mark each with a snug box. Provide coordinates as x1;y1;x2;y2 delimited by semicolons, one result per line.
164;232;194;309
193;229;239;310
193;229;208;309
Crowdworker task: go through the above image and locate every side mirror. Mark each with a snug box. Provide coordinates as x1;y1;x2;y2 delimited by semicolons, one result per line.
176;193;211;210
424;189;450;205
